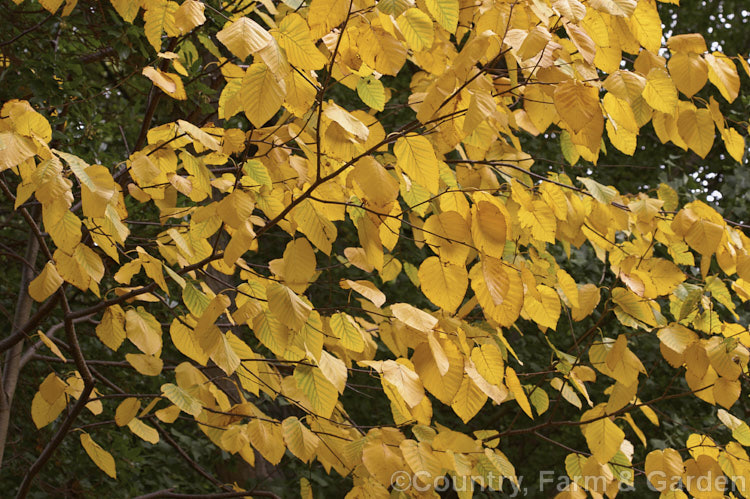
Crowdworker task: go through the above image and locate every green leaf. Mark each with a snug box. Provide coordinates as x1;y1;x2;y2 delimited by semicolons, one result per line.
182;282;209;316
293;364;338;419
330;312;364;353
529;387;549;416
397;8;434;51
356;76;385;112
424;0;459;33
560;131;580;165
577;176;617;204
377;0;411;16
243;159;272;188
160;383;203;417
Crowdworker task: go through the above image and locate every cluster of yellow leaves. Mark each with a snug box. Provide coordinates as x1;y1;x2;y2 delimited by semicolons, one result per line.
1;100;128;301
5;0;750;494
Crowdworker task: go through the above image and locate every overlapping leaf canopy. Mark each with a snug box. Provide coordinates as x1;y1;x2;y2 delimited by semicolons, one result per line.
2;0;750;496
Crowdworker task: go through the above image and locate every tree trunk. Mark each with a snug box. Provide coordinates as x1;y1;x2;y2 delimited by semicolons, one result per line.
0;231;39;468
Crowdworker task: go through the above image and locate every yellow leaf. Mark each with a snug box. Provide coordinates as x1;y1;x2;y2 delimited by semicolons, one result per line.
282;416;320;463
358;27;407;76
125;307;162;356
293;364;338;419
418;256;468;313
174;0;205;35
471;201;509;258
323;102;369;142
554;80;600;133
668;52;708;98
256;33;290;79
582;414;624;465
683;455;724;498
400;439;442;485
45;210;82;254
341;279;386;307
518;200;557;243
210;331;241;376
685;219;724;257
247;414;285;465
721;126;745;163
127;418;160;444
642;67;678;115
423;210;471;265
143;0;179;51
471;344;504;386
274;13;326;70
161;383;203;416
424;0;459;33
125;353;164;376
218;78;243;120
281;238;316;293
471;262;525;327
391;302;437;331
397;8;434;51
377;0;410;16
602;93;639;133
216;17;272;61
506;366;533;419
577;177;617;204
361;430;407;486
39;0;64;14
0;131;35;171
317;350;347;393
129;151;160;185
31;373;68;429
115;397;141;427
667;33;707;54
413;340;463;404
110;0;140;23
28;261;63;302
571;284;600;321
646;448;685;492
267;282;312;331
176;120;220;151
519;26;552;60
631;0;662;52
603;70;646;104
588;0;636;17
96;305;126;351
705;52;740;102
330;312;365;352
307;0;350;39
368;359;425;407
523;284;561;330
241;61;286;128
80;433;117;479
73;244;104;284
450;375;487;423
676;108;714;158
37;330;66;361
394;134;439;195
216;189;255;229
553;0;586;22
141;67;186;100
292;200;337;256
657;324;697;353
713;377;740;409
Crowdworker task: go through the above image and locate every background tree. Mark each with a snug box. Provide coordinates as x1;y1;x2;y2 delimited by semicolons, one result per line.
0;0;749;497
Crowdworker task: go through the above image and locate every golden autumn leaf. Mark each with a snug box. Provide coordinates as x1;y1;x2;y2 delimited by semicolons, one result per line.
4;1;750;496
80;433;117;479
